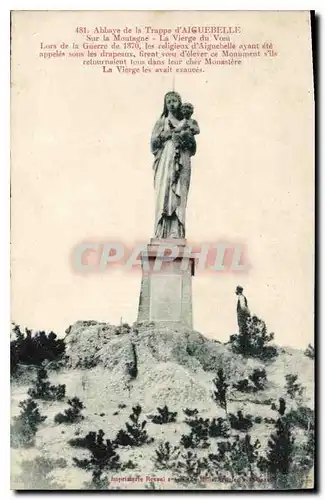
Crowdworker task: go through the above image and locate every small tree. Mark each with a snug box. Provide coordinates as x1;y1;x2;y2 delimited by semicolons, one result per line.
228;411;254;432
11;456;66;489
209;435;261;486
173;451;208;485
11;398;47;448
180;419;210;449
258;398;295;489
304;344;315;360
115;405;153;447
73;429;122;479
154;442;180;470
148;405;177;424
10;324;65;371
233;369;267;393
28;367;66;401
229;315;278;360
183;408;199;418
126;342;138;379
285;374;304;400
54;397;85;424
284;406;314;432
249;368;267;391
270;397;286;416
83;470;110;490
212;369;229;415
69;431;98;449
209;417;230;438
233;378;253;393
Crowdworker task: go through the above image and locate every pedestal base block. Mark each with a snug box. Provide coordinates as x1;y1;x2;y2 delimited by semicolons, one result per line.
137;239;195;329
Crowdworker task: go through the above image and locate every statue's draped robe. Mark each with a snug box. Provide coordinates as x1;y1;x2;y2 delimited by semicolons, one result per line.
151;115;192;239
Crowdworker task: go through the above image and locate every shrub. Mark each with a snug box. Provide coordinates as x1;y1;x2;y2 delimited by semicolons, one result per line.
148;405;177;424
183;408;199;417
280;404;314;487
181;416;211;449
121;460;136;471
283;424;314;490
115;323;131;336
114;405;154;447
54;397;85;424
304;344;315;360
209;417;230;438
270;397;286;415
145;481;158;490
209;435;261;485
126;342;138;379
284;406;314;431
180;431;210;450
11;456;66;489
11;398;47;448
154;442;180;470
80;356;97;369
212;369;228;412
258;398;295;488
249;368;267;390
83;471;110;490
233;370;267;394
285;374;304;400
263;417;276;425
69;431;100;449
28;367;66;401
233;378;253;393
229;411;254;432
10;324;65;373
173;451;208;484
229;315;278;360
70;430;136;480
180;433;197;449
259;398;273;405
73;429;122;477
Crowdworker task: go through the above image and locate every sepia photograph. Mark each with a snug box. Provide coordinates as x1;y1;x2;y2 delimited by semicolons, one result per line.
10;9;315;490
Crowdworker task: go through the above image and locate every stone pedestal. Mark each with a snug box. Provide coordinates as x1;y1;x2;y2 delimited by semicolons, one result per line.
137;239;195;329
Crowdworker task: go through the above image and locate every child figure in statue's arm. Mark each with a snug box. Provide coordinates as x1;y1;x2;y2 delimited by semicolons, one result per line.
169;102;200;183
178;102;200;138
169;102;200;160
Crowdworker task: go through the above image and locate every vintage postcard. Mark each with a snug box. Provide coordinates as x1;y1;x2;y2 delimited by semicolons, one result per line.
10;10;315;490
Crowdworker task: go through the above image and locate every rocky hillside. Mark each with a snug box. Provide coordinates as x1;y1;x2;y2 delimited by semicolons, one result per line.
11;321;314;490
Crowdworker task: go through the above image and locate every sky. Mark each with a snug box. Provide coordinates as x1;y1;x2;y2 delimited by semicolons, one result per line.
11;10;314;348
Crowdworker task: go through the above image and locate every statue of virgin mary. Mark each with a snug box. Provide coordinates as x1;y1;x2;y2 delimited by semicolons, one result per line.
150;91;199;239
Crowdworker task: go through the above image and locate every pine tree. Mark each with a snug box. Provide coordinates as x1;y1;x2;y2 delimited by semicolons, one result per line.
154;442;180;470
11;398;47;448
10;324;65;370
28;366;65;401
209;435;260;485
73;429;121;478
285;374;304;400
54;397;85;424
259;398;295;488
115;405;154;447
212;369;228;414
149;405;177;424
173;451;208;484
11;456;66;489
230;315;278;359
